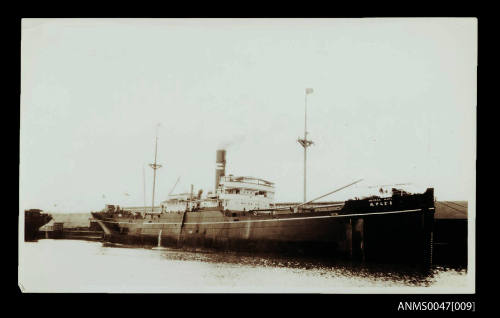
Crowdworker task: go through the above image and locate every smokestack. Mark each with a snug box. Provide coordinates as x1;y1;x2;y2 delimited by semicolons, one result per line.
215;149;226;192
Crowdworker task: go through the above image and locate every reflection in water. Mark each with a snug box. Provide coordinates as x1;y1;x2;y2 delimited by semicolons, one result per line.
19;240;470;293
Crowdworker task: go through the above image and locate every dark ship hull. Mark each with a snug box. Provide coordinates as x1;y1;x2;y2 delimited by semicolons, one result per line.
24;209;52;241
92;188;435;268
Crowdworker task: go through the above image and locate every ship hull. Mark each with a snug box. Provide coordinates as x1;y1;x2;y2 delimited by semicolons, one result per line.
97;212;351;256
93;205;434;267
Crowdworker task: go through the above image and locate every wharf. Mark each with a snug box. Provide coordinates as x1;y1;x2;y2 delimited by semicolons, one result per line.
38;218;103;241
433;201;468;267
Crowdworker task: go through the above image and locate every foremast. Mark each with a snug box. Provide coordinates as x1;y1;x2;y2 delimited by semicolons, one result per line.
149;125;162;213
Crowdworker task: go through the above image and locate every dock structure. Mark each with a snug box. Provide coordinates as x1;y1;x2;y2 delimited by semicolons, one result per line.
433;201;468;266
38;214;104;241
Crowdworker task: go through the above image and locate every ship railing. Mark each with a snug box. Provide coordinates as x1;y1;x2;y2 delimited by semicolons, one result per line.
221;176;275;187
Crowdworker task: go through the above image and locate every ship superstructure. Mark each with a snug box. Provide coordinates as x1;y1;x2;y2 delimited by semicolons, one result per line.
160;149;275;213
217;175;275;211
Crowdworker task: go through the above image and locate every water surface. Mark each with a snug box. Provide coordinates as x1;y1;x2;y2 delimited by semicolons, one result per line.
18;239;472;293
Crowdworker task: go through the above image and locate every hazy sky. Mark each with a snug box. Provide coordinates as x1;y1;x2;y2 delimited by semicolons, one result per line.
20;18;477;213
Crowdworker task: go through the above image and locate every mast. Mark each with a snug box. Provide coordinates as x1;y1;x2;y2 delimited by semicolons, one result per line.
298;88;314;203
149;126;162;213
143;165;146;214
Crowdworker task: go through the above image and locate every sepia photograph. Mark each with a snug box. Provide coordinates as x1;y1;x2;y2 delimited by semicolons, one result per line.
19;18;476;295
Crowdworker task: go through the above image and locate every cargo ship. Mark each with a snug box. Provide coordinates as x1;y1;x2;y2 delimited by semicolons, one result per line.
92;148;435;268
92;91;435;268
24;209;52;241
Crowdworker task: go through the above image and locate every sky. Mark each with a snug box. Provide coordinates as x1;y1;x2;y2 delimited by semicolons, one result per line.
20;18;477;213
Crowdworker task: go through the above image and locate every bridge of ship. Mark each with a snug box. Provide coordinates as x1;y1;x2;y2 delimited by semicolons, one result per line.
158;175;276;213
